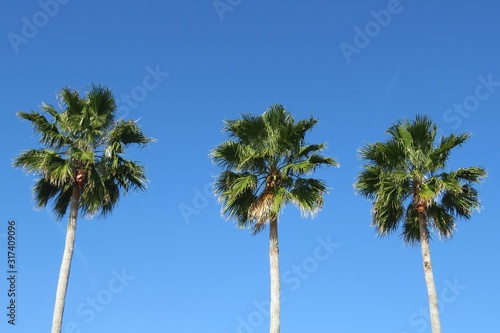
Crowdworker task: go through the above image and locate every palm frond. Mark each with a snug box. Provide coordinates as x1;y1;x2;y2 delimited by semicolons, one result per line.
448;167;487;183
427;205;455;239
401;204;421;245
109;119;151;146
14;149;71;186
17;111;69;149
52;184;73;219
428;132;471;169
372;196;405;236
86;84;116;129
33;177;61;209
441;184;480;219
289;178;327;217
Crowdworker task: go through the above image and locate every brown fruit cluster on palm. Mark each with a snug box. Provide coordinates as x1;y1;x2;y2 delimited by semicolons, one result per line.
354;114;486;333
13;84;153;333
211;104;338;333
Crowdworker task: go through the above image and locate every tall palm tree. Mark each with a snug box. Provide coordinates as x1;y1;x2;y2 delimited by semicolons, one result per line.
13;84;153;333
354;115;486;333
211;105;337;333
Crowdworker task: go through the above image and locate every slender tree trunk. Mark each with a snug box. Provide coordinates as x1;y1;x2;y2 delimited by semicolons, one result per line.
269;217;280;333
418;212;441;333
52;185;80;333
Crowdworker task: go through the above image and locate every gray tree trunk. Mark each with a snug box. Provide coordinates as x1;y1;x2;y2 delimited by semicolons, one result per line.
51;185;80;333
269;217;280;333
418;212;441;333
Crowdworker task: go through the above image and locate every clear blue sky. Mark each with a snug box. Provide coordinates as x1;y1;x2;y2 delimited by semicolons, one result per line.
1;1;499;332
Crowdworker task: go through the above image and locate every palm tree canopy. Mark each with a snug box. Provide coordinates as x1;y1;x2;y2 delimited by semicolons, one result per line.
355;114;486;244
210;104;338;234
13;84;153;219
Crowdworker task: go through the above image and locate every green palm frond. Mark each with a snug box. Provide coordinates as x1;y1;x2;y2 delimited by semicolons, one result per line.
17;111;68;149
109;119;151;146
14;149;72;186
401;204;420;244
59;87;83;117
297;143;325;159
86;84;116;128
441;184;480;219
428;133;470;169
52;183;73;219
33;177;61;208
426;205;455;239
230;173;258;197
71;150;95;165
447;166;487;183
289;178;327;217
225;114;264;143
372;197;405;236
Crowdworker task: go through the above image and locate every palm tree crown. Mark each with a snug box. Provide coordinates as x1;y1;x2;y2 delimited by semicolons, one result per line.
211;104;338;233
355;114;486;243
14;84;152;219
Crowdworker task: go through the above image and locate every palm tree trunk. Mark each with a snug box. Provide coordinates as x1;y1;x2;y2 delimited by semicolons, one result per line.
52;185;80;333
418;212;441;333
269;217;280;333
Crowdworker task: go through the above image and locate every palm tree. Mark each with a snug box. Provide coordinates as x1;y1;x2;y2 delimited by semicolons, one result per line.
13;84;153;333
354;114;486;333
211;105;337;333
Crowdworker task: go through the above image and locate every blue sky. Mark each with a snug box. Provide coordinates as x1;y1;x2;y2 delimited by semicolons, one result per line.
1;1;499;332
